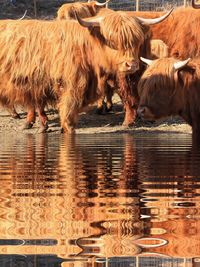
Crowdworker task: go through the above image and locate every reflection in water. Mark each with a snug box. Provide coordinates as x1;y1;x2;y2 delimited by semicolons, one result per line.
0;133;200;266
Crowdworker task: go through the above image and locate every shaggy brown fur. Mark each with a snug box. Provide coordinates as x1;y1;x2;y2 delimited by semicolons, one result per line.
137;57;200;143
0;12;147;133
150;39;169;59
129;7;200;59
57;1;107;20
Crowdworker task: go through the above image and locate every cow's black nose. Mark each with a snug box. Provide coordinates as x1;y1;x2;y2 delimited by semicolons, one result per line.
137;106;146;117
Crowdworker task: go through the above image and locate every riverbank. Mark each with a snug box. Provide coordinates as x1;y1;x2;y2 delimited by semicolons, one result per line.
0;94;192;136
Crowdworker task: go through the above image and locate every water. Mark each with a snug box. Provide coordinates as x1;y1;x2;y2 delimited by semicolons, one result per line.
0;132;200;267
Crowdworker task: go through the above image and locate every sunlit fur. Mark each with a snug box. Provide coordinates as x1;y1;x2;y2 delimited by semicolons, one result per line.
150;39;169;59
138;57;200;141
57;1;105;20
0;11;146;132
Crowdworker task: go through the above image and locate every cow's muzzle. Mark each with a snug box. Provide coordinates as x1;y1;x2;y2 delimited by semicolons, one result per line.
120;60;139;74
137;106;155;121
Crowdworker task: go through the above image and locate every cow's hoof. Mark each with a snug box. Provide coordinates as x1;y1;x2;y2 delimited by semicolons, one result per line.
106;105;113;113
38;124;48;133
12;113;20;119
122;121;135;127
96;103;107;115
22;122;34;130
61;127;75;134
95;107;104;115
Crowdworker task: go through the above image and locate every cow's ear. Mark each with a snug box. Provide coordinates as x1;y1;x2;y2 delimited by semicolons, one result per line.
176;66;196;88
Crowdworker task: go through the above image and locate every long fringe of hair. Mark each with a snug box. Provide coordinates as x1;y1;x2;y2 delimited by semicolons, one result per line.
100;11;146;51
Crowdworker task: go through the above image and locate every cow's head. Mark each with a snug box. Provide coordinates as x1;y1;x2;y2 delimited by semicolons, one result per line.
87;0;110;15
57;0;110;20
75;8;173;74
137;57;191;120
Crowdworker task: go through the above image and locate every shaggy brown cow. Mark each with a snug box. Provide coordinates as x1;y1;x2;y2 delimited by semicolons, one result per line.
0;10;169;133
130;6;200;60
137;56;200;142
57;0;110;20
57;1;144;126
25;1;113;131
23;0;111;131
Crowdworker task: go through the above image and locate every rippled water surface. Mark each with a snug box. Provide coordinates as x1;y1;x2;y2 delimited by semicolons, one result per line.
0;133;200;267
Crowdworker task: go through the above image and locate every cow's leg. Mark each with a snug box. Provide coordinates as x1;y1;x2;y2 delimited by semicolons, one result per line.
96;83;114;114
96;96;106;115
60;110;78;134
117;74;139;126
122;102;138;126
9;105;20;119
22;107;36;129
59;92;78;133
37;104;48;133
105;85;114;112
95;76;108;115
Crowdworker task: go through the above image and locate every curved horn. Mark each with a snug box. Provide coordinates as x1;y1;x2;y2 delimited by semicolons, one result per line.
192;0;200;8
140;57;154;66
95;0;110;7
173;58;191;70
74;10;102;27
18;10;27;20
136;8;173;25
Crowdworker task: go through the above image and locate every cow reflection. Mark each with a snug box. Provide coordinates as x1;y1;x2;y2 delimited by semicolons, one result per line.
134;135;200;258
0;134;144;258
58;135;143;257
1;134;200;260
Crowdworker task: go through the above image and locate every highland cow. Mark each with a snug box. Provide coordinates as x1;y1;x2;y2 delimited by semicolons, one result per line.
24;0;111;131
130;6;200;60
137;57;200;143
57;0;110;20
